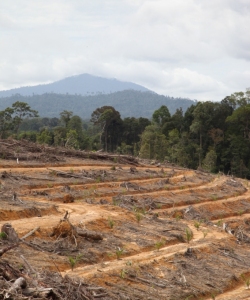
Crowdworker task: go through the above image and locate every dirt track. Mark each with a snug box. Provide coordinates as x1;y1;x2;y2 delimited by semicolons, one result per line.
1;149;250;299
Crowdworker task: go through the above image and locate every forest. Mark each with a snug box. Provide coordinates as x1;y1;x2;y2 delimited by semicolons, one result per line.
0;89;250;179
0;90;194;118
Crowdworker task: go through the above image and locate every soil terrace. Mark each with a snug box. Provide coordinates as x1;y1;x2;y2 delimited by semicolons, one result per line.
1;140;250;299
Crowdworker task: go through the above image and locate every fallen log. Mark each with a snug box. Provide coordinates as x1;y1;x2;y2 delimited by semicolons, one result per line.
47;168;93;180
76;228;103;241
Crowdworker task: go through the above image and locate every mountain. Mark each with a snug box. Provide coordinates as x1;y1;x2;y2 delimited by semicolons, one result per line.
0;74;150;97
0;90;195;119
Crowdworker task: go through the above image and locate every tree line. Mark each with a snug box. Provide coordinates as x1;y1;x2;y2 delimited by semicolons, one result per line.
1;90;250;178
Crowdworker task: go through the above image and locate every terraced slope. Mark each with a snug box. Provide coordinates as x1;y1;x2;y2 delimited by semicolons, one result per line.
1;147;250;299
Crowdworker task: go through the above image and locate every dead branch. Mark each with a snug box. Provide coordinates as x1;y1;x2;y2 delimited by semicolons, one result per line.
62;211;69;221
21;227;40;240
0;244;19;257
20;255;36;274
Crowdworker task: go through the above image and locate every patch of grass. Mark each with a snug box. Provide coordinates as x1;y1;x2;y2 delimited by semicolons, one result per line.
121;188;127;194
194;221;201;231
116;247;124;260
134;211;143;224
154;239;166;251
175;215;182;221
202;230;208;239
108;217;115;229
68;254;82;271
49;170;57;177
216;219;223;227
241;274;250;289
95;177;101;183
211;194;217;201
113;157;118;163
47;183;53;188
185;228;193;244
211;292;218;300
110;165;116;170
120;269;127;279
238;209;244;216
0;232;7;239
133;207;146;215
112;197;120;206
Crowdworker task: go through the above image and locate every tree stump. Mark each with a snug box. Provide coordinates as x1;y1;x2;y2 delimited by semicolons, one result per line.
1;224;20;243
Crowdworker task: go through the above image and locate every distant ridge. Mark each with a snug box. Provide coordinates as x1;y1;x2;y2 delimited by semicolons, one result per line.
0;74;150;97
0;90;195;119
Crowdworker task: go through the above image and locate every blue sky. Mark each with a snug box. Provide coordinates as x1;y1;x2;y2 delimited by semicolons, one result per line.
0;0;250;101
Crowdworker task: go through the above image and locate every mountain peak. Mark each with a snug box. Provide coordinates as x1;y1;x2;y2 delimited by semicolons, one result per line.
0;74;150;97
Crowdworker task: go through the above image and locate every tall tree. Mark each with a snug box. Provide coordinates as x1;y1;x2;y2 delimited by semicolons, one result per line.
139;125;168;161
60;110;73;127
190;102;216;166
152;105;171;127
91;106;122;152
11;101;38;133
0;108;14;138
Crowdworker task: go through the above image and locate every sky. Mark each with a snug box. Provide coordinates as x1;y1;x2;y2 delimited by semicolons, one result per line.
0;0;250;101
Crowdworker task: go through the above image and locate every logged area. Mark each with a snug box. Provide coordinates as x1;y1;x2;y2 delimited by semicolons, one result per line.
1;140;250;299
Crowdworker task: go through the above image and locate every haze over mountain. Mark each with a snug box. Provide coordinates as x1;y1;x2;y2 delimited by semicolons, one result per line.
0;74;150;97
0;74;196;118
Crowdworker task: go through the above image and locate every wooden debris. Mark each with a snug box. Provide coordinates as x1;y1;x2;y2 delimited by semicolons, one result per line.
76;228;103;241
21;227;40;240
47;168;94;180
0;244;19;257
8;277;27;293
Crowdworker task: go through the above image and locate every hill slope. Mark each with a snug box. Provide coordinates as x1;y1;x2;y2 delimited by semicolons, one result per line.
0;74;150;97
0;90;195;118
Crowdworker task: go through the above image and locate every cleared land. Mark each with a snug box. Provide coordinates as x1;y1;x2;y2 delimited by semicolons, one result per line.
1;140;250;299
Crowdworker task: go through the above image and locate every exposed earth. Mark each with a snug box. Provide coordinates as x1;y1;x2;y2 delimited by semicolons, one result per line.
1;139;250;299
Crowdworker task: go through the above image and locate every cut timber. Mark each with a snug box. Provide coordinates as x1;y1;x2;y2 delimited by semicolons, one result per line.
76;228;103;241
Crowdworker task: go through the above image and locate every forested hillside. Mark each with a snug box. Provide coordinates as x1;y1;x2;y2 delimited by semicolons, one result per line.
0;90;194;118
1;91;249;179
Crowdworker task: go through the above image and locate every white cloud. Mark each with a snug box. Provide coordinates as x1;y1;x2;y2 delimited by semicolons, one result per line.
0;0;250;101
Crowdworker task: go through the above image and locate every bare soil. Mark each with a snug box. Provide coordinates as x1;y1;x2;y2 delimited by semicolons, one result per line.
1;139;250;299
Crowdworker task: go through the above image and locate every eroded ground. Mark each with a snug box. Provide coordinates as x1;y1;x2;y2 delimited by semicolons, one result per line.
1;140;250;299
